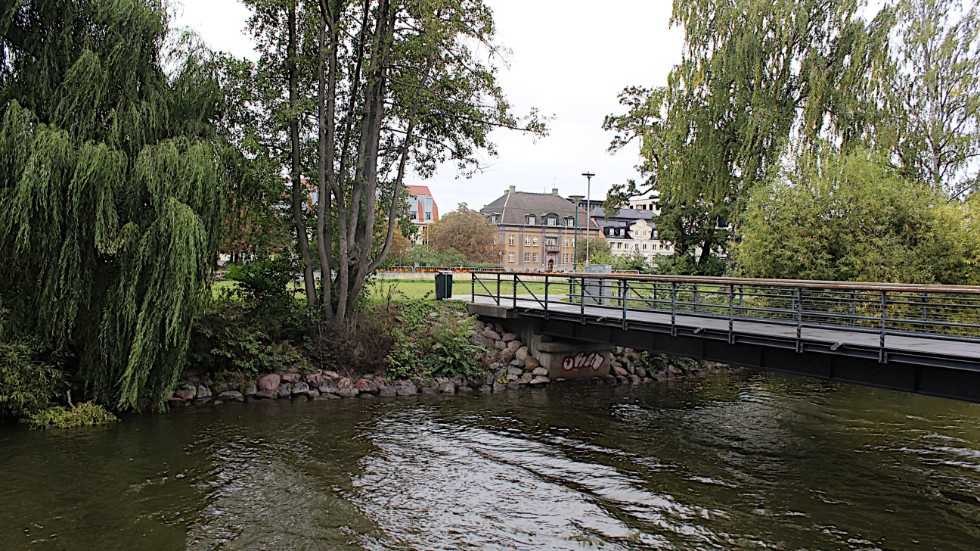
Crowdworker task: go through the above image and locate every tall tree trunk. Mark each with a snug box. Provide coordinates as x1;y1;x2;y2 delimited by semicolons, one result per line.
288;1;317;308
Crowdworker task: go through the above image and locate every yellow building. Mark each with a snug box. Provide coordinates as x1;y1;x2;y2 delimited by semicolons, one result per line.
480;186;600;271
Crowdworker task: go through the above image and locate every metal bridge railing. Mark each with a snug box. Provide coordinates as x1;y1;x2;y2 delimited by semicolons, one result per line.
469;271;980;355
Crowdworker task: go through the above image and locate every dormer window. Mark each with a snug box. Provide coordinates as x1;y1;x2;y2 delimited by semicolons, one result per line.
545;214;559;226
565;217;574;227
526;214;536;225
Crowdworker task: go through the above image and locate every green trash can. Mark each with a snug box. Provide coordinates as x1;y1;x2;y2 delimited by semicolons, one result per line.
435;271;453;300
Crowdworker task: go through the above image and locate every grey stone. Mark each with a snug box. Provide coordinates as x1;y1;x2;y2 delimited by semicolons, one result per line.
515;346;529;362
421;387;438;395
615;376;629;385
529;376;550;385
478;384;493;393
613;366;630;377
244;383;258;396
439;381;456;394
395;382;418;396
495;340;507;350
217;390;244;402
379;386;397;397
628;375;642;385
519;372;534;383
493;382;507;393
196;385;212;400
482;329;502;341
337;387;359;398
174;389;194;401
253;389;278;400
506;340;521;352
507;366;523;377
281;371;302;384
525;357;540;370
322;370;340;379
306;389;320;399
635;367;647;378
355;378;379;394
257;373;281;392
277;384;292;398
501;332;519;342
167;397;187;408
291;382;310;395
498;348;516;364
532;367;549;377
305;373;323;386
318;379;337;393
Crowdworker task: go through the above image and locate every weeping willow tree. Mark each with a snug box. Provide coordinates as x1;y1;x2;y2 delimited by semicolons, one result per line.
0;1;236;410
604;0;893;271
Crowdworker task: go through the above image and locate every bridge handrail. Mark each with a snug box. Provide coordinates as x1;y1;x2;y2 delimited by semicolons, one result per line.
469;271;980;295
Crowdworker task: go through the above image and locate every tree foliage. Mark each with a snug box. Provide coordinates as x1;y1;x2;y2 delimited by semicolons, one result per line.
0;1;240;410
736;148;980;284
605;0;893;269
241;0;544;324
888;0;980;200
429;204;499;263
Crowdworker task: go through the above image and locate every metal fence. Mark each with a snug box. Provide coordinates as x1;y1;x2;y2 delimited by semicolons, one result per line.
470;271;980;348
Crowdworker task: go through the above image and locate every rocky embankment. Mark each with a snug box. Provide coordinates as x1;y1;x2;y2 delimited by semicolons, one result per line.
168;317;733;408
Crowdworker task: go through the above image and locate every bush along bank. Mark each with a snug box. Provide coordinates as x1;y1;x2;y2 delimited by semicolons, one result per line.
168;311;735;408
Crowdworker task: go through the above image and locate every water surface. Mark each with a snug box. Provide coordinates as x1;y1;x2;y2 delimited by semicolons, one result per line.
1;371;977;550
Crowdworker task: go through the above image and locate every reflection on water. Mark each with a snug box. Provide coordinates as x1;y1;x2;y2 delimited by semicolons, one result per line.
0;372;977;550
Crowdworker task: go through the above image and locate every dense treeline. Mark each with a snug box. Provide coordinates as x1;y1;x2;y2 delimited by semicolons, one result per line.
607;0;980;282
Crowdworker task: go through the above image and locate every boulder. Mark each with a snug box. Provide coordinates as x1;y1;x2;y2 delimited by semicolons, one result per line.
529;376;550;386
277;383;292;398
337;387;359;398
482;329;502;341
305;373;323;386
257;373;281;392
498;348;516;364
506;340;521;353
379;386;397;397
502;332;519;342
291;382;310;396
217;390;245;402
167;397;187;408
281;372;302;384
174;388;194;401
355;378;379;395
395;383;418;396
253;389;278;400
439;381;456;394
492;382;506;393
196;385;212;400
532;367;549;377
519;372;534;383
613;366;630;378
525;357;540;370
628;375;642;385
244;383;258;397
478;384;492;393
515;346;529;362
635;367;647;378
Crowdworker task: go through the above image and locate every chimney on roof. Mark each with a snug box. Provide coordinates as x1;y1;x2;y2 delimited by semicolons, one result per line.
551;188;559;195
508;185;516;193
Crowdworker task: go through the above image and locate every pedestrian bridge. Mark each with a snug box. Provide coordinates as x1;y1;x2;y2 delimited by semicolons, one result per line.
464;271;980;403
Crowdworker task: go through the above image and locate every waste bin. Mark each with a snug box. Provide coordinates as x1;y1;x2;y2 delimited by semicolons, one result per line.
435;271;453;300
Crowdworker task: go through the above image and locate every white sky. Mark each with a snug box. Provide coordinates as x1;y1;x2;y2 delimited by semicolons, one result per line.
171;0;683;213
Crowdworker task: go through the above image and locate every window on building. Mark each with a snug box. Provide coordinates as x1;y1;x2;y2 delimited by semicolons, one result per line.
546;216;558;226
508;235;515;246
508;252;515;263
565;217;574;227
532;253;539;263
563;238;569;247
524;236;531;246
425;212;432;221
527;214;536;225
532;236;539;246
563;253;569;264
545;237;557;246
524;252;531;263
643;244;647;250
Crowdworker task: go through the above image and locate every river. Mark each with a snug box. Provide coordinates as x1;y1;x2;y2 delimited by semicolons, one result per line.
1;370;977;550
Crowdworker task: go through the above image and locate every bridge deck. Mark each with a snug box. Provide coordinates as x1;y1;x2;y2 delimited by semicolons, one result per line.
470;296;980;364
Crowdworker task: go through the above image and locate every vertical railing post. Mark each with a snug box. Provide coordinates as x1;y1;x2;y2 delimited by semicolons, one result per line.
796;287;804;352
544;274;549;312
495;272;501;306
728;284;735;344
513;274;517;309
471;271;475;302
622;280;629;329
738;284;744;317
850;289;857;327
921;292;928;333
580;276;586;321
670;281;677;336
879;290;887;363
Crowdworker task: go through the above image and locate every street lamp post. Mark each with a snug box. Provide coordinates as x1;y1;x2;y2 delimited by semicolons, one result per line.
568;194;584;272
582;172;595;266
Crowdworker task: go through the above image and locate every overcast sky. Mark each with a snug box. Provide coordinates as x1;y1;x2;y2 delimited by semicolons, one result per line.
171;1;683;213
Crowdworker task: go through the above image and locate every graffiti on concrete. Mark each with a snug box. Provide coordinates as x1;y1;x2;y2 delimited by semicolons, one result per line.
561;351;605;372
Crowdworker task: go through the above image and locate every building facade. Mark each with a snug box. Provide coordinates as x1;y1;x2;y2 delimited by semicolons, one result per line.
594;207;674;263
480;186;600;271
406;185;439;245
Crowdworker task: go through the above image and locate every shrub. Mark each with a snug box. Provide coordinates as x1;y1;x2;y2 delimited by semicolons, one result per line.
25;402;118;430
386;300;486;380
0;338;65;421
